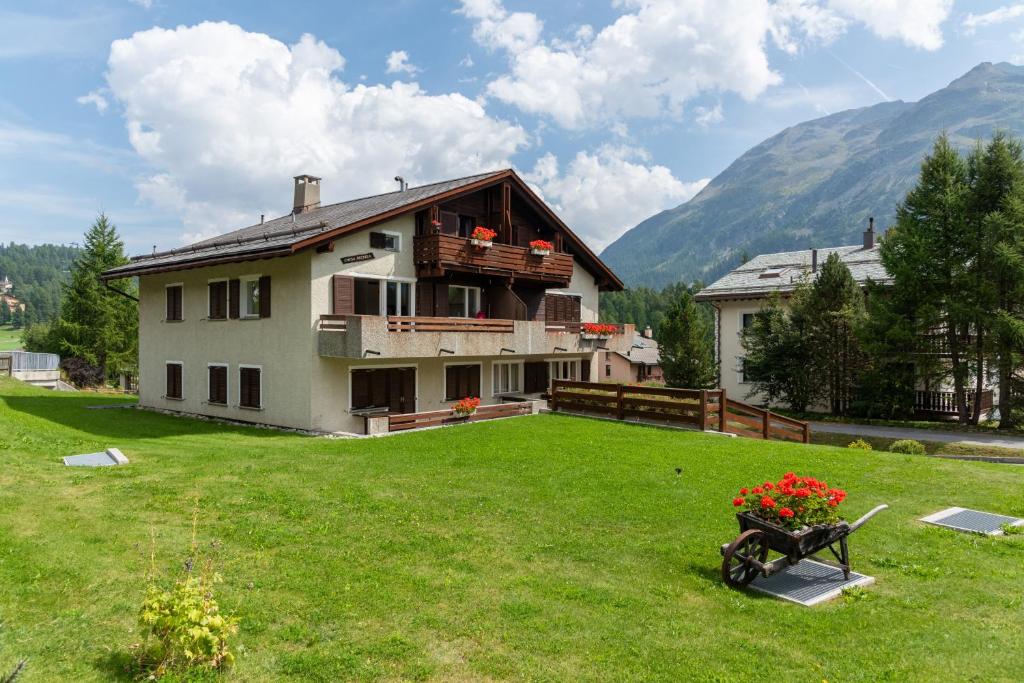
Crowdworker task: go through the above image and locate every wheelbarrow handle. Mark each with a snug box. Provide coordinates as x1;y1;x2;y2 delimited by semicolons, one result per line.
847;504;889;533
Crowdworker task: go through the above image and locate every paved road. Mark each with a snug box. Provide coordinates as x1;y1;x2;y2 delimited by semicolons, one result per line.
810;421;1024;451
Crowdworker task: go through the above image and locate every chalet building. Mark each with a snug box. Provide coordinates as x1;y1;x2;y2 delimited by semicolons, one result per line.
102;170;632;434
603;328;663;384
695;221;994;418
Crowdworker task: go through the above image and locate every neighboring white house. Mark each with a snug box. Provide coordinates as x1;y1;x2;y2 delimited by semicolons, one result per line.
695;221;994;417
102;170;632;434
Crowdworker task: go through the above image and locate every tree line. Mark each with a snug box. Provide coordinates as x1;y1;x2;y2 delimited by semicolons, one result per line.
741;132;1024;428
0;242;81;326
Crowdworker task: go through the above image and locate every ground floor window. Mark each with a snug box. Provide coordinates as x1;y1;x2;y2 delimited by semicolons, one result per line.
492;361;522;395
208;364;228;405
239;366;262;409
445;364;481;401
549;359;580;384
351;366;416;413
165;362;182;399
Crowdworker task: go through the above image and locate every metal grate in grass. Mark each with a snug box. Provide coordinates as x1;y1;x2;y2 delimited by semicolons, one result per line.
920;507;1024;536
747;559;874;607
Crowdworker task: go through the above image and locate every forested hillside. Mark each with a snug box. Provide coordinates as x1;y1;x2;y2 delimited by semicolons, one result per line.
0;243;81;323
600;282;712;340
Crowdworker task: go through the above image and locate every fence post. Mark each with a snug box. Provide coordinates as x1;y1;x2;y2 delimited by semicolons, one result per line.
699;389;707;430
719;388;727;433
550;380;560;412
762;409;770;440
616;383;625;421
802;422;810;444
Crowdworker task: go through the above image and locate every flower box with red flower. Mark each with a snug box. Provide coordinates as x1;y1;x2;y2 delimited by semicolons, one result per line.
580;322;619;339
451;396;480;418
528;239;554;256
469;227;496;248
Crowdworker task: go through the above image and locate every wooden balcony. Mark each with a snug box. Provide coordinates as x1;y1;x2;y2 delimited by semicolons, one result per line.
915;389;994;417
413;234;574;284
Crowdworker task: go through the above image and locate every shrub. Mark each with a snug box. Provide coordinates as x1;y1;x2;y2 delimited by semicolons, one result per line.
60;357;105;387
888;439;925;455
731;472;847;530
847;438;873;451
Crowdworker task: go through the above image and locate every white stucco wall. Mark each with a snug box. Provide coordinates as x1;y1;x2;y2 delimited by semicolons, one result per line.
548;260;600;323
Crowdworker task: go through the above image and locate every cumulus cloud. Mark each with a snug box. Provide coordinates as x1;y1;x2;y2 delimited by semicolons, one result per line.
104;22;527;242
963;4;1024;34
828;0;952;50
524;147;709;250
694;104;724;128
76;89;109;113
385;49;421;75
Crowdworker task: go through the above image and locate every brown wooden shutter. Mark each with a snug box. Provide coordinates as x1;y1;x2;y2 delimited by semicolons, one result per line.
401;368;416;413
228;279;240;319
416;281;434;317
434;283;449;317
240;367;260;408
445;365;480;400
166;363;182;399
581;359;591;382
332;275;354;315
166;286;183;321
209;282;227;319
209;366;227;404
351;370;371;410
259;276;271;318
570;296;581;322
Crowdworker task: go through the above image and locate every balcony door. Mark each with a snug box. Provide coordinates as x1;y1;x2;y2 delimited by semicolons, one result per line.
351;367;416;414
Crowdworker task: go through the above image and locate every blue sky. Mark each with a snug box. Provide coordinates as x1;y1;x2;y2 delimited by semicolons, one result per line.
1;0;1022;255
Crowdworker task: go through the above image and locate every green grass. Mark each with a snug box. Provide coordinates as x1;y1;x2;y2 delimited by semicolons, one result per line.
1;376;1023;682
0;324;21;351
812;430;1024;461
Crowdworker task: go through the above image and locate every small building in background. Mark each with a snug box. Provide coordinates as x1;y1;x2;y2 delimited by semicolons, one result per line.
603;327;663;384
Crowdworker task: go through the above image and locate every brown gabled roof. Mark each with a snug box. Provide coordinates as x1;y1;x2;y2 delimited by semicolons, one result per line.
101;169;624;290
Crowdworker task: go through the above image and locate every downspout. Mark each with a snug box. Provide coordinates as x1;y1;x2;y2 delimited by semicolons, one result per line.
712;302;722;388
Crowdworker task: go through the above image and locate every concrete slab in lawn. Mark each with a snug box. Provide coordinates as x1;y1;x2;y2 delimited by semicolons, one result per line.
748;559;874;606
63;448;129;467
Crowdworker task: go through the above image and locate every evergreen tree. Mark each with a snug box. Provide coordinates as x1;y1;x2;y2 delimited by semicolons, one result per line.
740;292;816;411
659;289;717;389
54;214;137;383
881;133;975;423
0;303;9;325
10;307;23;329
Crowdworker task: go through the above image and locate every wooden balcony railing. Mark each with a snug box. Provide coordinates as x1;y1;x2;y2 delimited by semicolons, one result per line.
544;322;627;335
387;316;515;333
414;233;573;284
915;389;994;416
318;314;348;332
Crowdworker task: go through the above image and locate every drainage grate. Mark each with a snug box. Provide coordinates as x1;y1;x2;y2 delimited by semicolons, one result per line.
920;507;1024;536
747;559;874;607
63;448;129;467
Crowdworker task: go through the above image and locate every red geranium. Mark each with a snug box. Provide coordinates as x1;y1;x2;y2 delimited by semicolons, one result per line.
730;472;848;530
732;497;745;507
529;239;554;251
581;322;620;336
760;496;776;509
778;507;795;519
470;226;497;242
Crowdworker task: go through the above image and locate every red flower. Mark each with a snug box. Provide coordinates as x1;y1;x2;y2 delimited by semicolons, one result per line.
795;488;812;498
752;486;764;495
529;239;554;250
733;497;745;507
739;487;749;495
778;507;794;518
760;496;776;509
764;481;775;490
828;500;839;507
470;226;497;241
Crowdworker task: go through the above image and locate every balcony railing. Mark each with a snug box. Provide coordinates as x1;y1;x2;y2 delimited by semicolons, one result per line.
413;233;573;284
915;389;994;416
387;316;515;333
544;322;627;335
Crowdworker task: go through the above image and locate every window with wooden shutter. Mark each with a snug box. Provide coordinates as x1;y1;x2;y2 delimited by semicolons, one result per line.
259;276;271;318
544;294;581;324
239;367;261;409
208;281;228;319
445;364;480;400
166;285;183;321
165;363;182;399
351;367;416;413
440;211;458;235
332;275;355;315
208;365;227;404
415;281;434;317
354;278;380;315
228;279;240;319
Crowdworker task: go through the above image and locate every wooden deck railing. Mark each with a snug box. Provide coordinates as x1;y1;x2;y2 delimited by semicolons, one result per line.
387;316;516;333
915;389;994;416
318;314;348;332
543;322;627;334
388;401;533;431
549;381;809;443
414;233;573;284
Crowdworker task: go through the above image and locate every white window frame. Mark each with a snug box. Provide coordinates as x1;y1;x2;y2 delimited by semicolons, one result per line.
376;230;402;253
206;278;229;320
449;285;482;318
491;360;524;396
165;360;184;400
164;283;184;322
206;362;229;406
738;310;757;337
347;363;419;413
737;356;749;385
546;358;581;385
347;275;417;317
238;363;263;410
444;361;483;401
240;275;261;319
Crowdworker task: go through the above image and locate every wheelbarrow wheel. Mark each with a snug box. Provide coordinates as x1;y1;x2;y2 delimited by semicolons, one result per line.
721;529;769;588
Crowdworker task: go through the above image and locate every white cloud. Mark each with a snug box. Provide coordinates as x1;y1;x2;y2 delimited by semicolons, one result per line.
694;104;724;128
457;0;543;53
104;22;527;242
129;0;154;8
459;53;475;68
828;0;952;50
76;89;109;113
963;4;1024;33
385;50;421;76
524;146;709;250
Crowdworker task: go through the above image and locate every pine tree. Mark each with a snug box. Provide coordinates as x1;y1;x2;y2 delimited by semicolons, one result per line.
740;292;817;411
659;289;717;389
0;302;9;325
54;214;137;383
10;306;23;329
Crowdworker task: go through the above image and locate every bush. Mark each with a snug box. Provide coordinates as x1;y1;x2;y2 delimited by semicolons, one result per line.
59;357;105;387
847;438;873;450
888;439;925;455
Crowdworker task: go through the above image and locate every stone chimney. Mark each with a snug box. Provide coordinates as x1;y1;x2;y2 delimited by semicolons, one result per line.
863;216;875;250
293;175;321;214
643;325;653;339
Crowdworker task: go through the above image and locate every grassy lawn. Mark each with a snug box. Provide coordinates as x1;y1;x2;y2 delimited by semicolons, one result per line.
0;324;21;351
811;430;1024;461
1;377;1022;681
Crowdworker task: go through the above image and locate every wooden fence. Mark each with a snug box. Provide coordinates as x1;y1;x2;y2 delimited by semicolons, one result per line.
388;401;533;432
549;380;809;443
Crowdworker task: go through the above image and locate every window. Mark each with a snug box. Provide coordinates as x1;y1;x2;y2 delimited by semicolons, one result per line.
605;363;611;377
759;267;787;279
235;277;258;318
208;281;228;319
350;367;416;413
239;366;262;409
445;364;481;400
737;357;748;384
492;361;522;395
208;364;228;405
165;285;183;321
549;359;580;384
370;231;401;252
741;313;755;330
354;278;381;315
448;285;481;318
386;281;412;316
165;362;183;399
458;215;475;238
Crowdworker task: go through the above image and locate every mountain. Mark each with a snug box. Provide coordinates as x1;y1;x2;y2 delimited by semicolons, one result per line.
601;62;1024;288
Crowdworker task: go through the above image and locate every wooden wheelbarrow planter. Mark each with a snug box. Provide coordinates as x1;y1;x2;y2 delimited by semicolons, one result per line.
720;504;888;588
